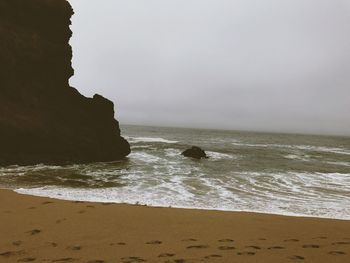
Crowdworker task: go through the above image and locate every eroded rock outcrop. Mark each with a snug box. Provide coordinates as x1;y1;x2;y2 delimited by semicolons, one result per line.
0;0;130;165
182;146;208;159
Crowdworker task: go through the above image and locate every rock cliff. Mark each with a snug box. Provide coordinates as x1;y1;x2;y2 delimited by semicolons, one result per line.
0;0;130;165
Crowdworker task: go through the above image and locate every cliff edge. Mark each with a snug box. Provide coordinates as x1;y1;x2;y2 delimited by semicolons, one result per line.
0;0;131;165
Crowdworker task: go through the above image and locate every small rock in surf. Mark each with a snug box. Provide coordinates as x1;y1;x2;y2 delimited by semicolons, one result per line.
182;146;208;159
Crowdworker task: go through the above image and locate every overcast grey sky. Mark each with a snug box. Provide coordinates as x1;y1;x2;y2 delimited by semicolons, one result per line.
69;0;350;136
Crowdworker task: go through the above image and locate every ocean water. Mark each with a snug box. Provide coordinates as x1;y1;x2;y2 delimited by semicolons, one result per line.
1;125;350;220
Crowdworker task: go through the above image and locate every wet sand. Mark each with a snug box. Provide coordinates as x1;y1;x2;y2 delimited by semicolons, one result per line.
1;189;350;263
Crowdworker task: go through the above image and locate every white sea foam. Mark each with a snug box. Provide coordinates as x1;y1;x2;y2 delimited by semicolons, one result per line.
0;164;62;173
284;154;299;160
14;170;350;220
164;148;180;157
327;161;350;167
129;152;164;163
284;154;310;162
128;137;178;144
232;142;350;155
207;151;235;160
15;186;350;220
131;145;152;149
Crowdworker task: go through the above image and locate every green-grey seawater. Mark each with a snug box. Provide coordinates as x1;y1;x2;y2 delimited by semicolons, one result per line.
1;125;349;219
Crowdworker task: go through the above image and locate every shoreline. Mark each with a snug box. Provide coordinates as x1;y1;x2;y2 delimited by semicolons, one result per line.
8;187;350;222
1;188;350;262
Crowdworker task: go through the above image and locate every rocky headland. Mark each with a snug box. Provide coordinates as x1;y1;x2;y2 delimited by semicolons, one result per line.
0;0;130;166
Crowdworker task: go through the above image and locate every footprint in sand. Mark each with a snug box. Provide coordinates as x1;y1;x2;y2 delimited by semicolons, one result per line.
302;244;320;248
49;242;58;247
204;255;222;259
67;246;81;251
121;256;146;262
42;201;54;205
237;251;255;256
258;238;267;241
246;246;261;250
332;241;350;245
328;251;346;255
158;253;175;258
186;245;209;249
56;218;67;224
218;239;234;243
284;239;299;242
110;242;125;246
0;251;13;257
18;258;36;262
86;260;105;263
52;258;76;262
12;240;23;246
164;259;185;263
146;240;162;245
78;210;86;214
267;246;285;250
181;238;197;242
288;255;305;260
0;250;24;257
218;246;235;250
27;229;41;236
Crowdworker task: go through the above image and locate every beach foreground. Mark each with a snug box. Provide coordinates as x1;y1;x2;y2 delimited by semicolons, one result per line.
1;189;350;263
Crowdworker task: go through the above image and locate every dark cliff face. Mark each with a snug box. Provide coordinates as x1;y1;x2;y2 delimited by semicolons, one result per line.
0;0;130;165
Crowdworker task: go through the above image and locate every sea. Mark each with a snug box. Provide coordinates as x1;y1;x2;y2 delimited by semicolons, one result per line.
1;125;350;220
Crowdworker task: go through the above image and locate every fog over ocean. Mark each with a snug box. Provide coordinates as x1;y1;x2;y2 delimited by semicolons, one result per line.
69;0;350;136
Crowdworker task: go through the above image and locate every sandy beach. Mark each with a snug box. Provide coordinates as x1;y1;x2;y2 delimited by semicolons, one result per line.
1;1;349;263
0;189;349;262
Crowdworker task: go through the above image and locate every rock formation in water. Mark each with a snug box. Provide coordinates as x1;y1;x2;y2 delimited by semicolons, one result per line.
0;0;130;166
182;146;208;159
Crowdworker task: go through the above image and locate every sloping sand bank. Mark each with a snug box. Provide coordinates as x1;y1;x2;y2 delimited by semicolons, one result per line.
0;189;349;262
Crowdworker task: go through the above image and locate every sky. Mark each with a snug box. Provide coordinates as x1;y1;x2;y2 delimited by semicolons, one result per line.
69;0;350;136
